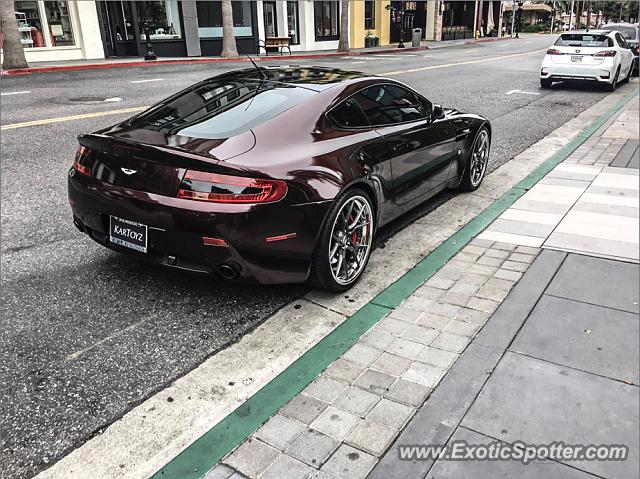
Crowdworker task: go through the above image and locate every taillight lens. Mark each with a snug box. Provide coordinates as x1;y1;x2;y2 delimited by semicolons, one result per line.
177;170;288;204
593;50;617;57
72;145;92;176
546;48;563;55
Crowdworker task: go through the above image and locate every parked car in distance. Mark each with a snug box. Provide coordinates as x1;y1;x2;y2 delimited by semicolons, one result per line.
602;23;639;76
540;30;636;90
68;67;491;291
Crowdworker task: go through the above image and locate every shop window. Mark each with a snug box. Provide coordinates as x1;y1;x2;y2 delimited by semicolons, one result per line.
196;1;253;38
136;1;182;40
364;0;376;30
13;1;45;48
287;1;300;45
44;1;74;46
314;1;339;41
263;2;277;37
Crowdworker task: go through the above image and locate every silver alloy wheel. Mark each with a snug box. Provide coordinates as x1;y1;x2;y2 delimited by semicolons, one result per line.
470;130;489;187
328;195;374;286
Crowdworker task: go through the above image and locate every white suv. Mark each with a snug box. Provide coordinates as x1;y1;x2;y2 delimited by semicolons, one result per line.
540;30;635;90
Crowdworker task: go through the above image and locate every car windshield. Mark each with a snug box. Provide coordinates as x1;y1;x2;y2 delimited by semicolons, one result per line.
128;79;315;139
607;26;639;40
555;34;612;47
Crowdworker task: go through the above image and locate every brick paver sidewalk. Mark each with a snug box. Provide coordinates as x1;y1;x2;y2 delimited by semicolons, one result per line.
206;95;639;479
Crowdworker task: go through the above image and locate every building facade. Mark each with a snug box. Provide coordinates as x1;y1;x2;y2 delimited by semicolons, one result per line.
5;0;104;63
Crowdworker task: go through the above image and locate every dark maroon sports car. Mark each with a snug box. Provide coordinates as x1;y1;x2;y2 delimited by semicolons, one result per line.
68;66;491;291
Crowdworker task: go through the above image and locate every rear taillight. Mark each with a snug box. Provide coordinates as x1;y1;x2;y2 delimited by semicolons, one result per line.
593;50;617;57
177;170;288;204
72;145;92;176
546;48;563;55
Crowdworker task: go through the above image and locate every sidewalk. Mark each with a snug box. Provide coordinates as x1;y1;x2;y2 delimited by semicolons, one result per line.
0;36;515;76
203;94;639;479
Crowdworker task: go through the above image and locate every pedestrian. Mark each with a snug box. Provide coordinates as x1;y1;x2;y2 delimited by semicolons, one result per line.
501;25;506;37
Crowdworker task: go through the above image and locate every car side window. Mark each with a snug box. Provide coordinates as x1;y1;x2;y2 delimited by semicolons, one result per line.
328;97;370;128
354;84;427;126
617;33;628;49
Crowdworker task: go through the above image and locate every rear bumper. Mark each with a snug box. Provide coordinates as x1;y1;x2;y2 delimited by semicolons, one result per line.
540;61;616;83
68;171;332;284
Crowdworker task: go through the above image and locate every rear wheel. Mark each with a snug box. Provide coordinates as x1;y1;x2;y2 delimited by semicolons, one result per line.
607;67;620;91
310;188;374;292
459;127;490;192
540;78;553;89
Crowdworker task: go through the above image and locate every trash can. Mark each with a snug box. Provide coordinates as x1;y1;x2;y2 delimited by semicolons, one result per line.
412;28;422;48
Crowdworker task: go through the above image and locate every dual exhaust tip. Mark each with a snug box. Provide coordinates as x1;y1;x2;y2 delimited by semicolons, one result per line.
217;263;240;281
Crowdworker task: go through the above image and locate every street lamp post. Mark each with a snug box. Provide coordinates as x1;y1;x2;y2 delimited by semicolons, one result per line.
142;22;157;61
386;4;406;48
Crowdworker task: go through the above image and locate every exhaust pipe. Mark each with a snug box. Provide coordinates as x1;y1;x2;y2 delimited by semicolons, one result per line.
217;263;239;280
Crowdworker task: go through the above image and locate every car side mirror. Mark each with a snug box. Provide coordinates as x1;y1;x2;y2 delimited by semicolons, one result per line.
432;104;445;120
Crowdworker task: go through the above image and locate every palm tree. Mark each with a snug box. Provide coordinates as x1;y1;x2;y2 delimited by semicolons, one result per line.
1;0;29;70
220;0;238;58
337;0;350;53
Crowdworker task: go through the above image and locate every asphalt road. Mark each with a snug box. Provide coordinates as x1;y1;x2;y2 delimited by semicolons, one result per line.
0;35;614;479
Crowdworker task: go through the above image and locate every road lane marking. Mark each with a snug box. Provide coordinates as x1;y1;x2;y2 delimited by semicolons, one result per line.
130;78;164;83
2;48;547;131
382;48;547;76
506;89;541;95
0;106;148;130
1;90;31;96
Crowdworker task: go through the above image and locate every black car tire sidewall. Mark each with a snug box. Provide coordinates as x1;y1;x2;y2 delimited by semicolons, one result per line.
310;188;374;292
459;127;490;192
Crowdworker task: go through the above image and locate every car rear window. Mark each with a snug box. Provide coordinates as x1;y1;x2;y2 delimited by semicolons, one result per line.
128;79;315;139
555;34;613;47
607;26;639;40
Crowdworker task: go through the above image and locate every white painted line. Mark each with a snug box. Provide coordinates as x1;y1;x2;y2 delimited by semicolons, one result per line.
103;97;124;102
130;78;164;83
350;61;366;64
0;90;31;96
505;89;541;96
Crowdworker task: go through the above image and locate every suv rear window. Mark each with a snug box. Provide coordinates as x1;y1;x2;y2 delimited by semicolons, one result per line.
129;80;315;139
555;34;613;47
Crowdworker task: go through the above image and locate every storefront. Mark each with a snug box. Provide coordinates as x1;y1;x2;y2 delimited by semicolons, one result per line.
349;0;391;49
97;0;259;57
2;1;104;62
388;1;428;44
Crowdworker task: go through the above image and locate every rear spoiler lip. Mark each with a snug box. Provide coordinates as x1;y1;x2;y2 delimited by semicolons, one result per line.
76;133;269;178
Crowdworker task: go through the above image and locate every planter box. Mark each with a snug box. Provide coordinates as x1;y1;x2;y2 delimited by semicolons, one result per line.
365;37;379;48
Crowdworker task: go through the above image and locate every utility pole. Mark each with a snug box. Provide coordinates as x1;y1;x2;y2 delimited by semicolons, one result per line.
551;0;555;33
511;0;516;36
569;0;574;30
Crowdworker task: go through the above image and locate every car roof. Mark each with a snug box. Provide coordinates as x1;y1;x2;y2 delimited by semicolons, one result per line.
212;66;376;92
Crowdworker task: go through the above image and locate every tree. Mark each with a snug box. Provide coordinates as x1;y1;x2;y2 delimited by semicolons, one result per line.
0;0;29;70
220;0;238;58
337;0;350;53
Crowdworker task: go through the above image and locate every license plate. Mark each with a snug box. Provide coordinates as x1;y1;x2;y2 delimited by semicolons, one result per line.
109;215;148;253
571;55;583;62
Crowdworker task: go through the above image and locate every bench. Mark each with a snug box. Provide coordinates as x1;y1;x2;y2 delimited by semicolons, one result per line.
257;36;292;56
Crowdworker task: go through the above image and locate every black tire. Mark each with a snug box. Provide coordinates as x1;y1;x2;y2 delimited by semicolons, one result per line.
540;78;553;89
309;188;375;292
607;67;620;91
632;58;639;77
459;127;491;192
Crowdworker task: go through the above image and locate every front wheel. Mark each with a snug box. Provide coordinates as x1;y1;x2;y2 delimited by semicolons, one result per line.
540;78;553;88
459;127;490;192
310;188;375;292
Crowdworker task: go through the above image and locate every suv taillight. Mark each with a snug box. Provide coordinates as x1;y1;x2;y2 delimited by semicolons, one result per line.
177;170;288;204
546;48;563;55
593;50;617;57
72;145;92;176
